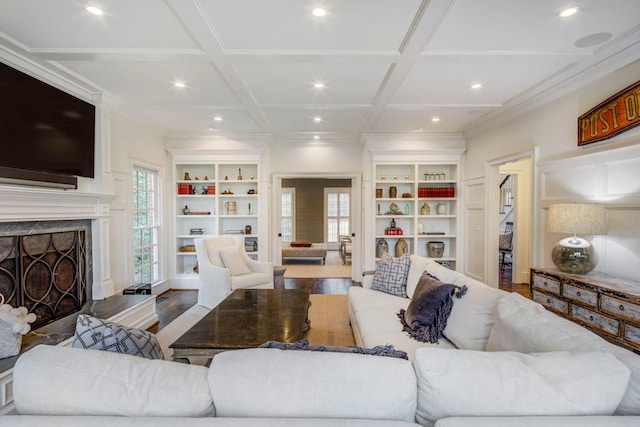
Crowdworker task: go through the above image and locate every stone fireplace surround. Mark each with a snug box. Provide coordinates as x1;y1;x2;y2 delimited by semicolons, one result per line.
0;183;159;414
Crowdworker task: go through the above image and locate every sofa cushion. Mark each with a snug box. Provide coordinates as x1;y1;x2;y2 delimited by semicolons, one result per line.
406;255;429;297
13;345;214;417
398;272;467;344
440;275;507;351
434;416;640;427
71;314;164;359
371;254;410;297
486;292;640;416
219;247;251;276
414;347;631;427
204;235;238;268
209;348;417;421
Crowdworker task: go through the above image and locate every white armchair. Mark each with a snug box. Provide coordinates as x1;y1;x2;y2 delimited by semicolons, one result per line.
194;236;274;310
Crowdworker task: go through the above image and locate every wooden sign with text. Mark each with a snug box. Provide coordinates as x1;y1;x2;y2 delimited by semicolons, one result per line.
578;80;640;146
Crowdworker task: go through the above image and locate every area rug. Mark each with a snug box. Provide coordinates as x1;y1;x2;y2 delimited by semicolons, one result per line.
283;250;352;279
155;294;355;363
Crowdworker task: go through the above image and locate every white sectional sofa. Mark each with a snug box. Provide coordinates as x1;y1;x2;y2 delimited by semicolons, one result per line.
348;255;640;425
2;255;640;426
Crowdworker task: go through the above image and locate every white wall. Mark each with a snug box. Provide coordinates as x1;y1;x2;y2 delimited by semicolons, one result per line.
270;140;363;173
109;111;167;293
463;59;640;283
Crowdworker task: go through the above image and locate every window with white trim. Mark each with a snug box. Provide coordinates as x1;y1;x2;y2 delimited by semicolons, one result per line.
133;167;160;285
281;188;295;243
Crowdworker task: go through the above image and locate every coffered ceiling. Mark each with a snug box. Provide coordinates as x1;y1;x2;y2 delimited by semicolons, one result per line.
0;0;639;141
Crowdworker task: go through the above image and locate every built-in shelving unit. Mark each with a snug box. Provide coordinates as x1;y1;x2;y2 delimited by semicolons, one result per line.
372;161;460;270
169;151;262;288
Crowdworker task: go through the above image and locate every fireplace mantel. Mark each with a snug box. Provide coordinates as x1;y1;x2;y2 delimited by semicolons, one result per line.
0;184;118;300
0;184;116;222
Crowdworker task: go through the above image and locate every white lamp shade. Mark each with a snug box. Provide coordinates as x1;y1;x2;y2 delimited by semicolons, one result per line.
547;203;607;235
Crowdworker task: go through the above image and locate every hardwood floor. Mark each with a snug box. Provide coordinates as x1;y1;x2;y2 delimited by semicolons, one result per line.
150;269;530;333
498;264;531;298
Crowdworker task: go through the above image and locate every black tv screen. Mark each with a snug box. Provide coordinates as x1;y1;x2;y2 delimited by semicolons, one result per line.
0;61;95;180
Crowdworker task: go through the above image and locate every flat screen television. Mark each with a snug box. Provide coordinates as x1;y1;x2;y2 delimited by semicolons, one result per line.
0;61;96;188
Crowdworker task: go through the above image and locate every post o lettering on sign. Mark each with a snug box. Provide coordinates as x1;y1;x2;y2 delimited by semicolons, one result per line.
577;80;640;146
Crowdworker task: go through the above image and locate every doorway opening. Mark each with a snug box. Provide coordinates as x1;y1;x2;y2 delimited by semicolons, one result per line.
486;150;536;289
273;174;361;281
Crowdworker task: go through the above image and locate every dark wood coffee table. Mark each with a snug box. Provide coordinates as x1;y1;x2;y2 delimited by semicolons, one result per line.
169;289;311;362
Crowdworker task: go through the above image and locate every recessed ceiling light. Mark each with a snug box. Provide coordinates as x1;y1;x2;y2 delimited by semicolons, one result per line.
173;81;186;88
213;116;223;122
314;82;325;89
559;7;578;18
312;7;326;17
470;83;483;90
313;116;322;122
313;135;320;140
431;117;441;123
86;6;103;15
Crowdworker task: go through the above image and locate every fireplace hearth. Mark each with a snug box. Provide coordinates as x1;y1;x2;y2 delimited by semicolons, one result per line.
0;220;92;329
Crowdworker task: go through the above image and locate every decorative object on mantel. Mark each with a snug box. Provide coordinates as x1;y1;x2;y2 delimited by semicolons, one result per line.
546;203;607;274
578;79;640;146
0;294;36;359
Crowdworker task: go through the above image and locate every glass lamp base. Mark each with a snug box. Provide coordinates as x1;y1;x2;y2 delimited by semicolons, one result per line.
551;237;598;274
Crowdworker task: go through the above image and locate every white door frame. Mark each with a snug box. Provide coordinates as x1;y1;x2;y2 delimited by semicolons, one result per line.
485;148;538;287
272;172;362;281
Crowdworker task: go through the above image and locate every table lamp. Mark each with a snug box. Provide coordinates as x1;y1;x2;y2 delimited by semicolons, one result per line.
546;203;607;274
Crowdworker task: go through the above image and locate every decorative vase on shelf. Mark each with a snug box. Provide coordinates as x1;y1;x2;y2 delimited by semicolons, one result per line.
421;202;430;215
389;186;397;198
437;202;447;215
376;239;389;258
395;239;409;257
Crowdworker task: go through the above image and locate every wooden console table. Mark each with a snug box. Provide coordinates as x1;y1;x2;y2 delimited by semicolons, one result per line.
530;268;640;354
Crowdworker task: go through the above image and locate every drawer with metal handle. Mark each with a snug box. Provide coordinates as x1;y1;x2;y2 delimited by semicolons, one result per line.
532;274;561;295
623;323;640;347
562;283;597;307
533;290;568;314
601;295;640;323
570;304;619;336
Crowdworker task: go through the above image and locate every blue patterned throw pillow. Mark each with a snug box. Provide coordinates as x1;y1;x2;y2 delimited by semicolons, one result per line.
72;314;164;360
371;254;410;297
